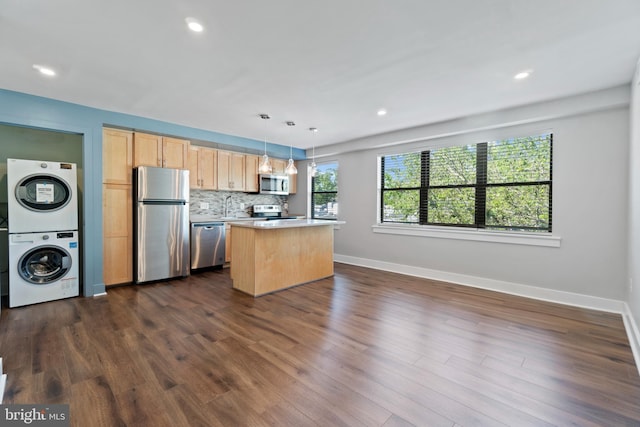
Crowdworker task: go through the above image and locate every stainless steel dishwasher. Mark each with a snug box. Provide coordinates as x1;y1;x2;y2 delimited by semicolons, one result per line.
190;222;226;269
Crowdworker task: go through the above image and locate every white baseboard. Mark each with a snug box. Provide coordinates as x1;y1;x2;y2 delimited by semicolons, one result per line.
334;254;640;376
334;254;626;313
622;304;640;375
0;357;5;404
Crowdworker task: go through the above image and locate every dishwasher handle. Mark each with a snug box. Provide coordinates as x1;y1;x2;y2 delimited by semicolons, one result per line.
191;222;224;228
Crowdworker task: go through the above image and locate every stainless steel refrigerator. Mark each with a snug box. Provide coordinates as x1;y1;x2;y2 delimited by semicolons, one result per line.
134;166;190;283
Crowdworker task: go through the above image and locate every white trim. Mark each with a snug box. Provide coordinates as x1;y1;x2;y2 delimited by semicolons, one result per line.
93;292;108;297
622;304;640;374
0;357;5;404
334;254;625;313
333;254;639;374
372;224;561;247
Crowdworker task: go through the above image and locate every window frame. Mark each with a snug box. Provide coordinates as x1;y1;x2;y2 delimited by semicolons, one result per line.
310;161;339;220
379;134;553;233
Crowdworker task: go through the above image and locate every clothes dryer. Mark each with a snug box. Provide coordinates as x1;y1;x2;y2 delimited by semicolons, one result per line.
9;230;79;307
7;158;78;233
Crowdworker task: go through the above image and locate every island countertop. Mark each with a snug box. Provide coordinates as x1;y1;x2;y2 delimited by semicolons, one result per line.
230;219;345;229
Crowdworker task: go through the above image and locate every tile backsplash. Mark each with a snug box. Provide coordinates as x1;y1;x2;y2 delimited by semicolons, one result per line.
190;190;287;217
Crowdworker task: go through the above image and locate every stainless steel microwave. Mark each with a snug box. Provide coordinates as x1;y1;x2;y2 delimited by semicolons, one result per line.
259;174;289;195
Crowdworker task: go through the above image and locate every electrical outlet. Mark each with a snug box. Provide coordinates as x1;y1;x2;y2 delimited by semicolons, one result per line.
199;202;209;210
240;203;245;210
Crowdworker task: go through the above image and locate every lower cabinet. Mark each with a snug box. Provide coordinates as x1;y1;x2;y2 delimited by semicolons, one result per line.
103;183;132;285
225;223;232;263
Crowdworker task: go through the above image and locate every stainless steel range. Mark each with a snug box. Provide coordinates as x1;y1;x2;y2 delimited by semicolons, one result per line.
252;204;298;220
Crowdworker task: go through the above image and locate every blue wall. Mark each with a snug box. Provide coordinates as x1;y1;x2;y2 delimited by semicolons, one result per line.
0;89;305;296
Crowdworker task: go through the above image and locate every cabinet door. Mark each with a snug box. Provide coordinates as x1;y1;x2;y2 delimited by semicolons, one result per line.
225;223;231;263
217;150;232;190
133;132;163;167
230;153;246;190
103;183;132;285
188;146;200;188
200;147;217;190
245;154;260;192
271;158;287;174
288;165;297;194
163;136;190;169
103;128;133;184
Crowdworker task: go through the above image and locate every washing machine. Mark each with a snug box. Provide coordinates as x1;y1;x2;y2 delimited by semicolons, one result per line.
7;158;78;233
9;230;79;307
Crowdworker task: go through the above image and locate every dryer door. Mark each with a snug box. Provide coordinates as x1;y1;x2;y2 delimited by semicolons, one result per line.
18;246;72;284
15;174;72;212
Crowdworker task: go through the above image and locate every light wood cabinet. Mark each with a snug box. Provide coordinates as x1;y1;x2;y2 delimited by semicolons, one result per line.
271;158;287;174
188;146;217;189
103;183;133;285
218;150;245;191
102;128;134;286
133;132;189;169
244;154;260;193
225;223;232;263
230;223;335;296
163;136;190;169
103;129;133;184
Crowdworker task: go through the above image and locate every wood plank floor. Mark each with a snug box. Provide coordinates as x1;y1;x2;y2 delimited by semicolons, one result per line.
1;263;640;426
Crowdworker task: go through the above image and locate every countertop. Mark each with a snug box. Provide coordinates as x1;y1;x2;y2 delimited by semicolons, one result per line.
229;219;345;229
190;215;257;223
190;214;306;224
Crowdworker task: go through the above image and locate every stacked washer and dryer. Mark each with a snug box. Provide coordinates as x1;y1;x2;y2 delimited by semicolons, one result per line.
6;158;80;307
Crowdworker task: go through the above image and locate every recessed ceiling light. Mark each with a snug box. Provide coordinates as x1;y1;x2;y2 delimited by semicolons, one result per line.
185;17;204;32
514;70;532;80
377;109;387;116
32;64;56;76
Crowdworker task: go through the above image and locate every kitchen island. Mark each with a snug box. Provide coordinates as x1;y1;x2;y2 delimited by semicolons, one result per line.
230;219;344;296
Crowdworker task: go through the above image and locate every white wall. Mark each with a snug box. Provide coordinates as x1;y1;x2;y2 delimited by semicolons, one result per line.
628;59;640;327
293;86;631;302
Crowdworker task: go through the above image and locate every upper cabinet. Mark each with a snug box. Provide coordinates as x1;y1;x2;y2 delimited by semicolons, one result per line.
244;154;260;193
218;150;245;191
133;132;189;169
271;158;287;175
103;128;133;185
288;169;297;194
188;146;217;190
163;136;190;169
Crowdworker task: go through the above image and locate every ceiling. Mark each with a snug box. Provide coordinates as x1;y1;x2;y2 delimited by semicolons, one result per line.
1;1;640;149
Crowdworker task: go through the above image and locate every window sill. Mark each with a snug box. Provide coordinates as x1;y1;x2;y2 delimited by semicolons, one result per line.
372;224;561;247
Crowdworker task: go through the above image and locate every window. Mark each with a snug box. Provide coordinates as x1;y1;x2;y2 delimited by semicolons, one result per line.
311;162;338;220
380;133;552;232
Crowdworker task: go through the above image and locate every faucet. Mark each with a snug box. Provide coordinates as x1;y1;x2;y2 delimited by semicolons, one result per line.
224;195;232;217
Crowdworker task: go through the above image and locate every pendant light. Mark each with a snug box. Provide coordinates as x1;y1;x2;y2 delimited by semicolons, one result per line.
308;127;318;177
285;121;298;175
258;114;272;174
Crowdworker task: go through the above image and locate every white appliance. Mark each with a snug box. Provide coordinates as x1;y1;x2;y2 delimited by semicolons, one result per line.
8;230;79;307
7;158;78;233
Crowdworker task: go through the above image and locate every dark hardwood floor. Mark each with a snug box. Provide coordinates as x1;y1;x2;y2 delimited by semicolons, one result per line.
1;263;640;426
